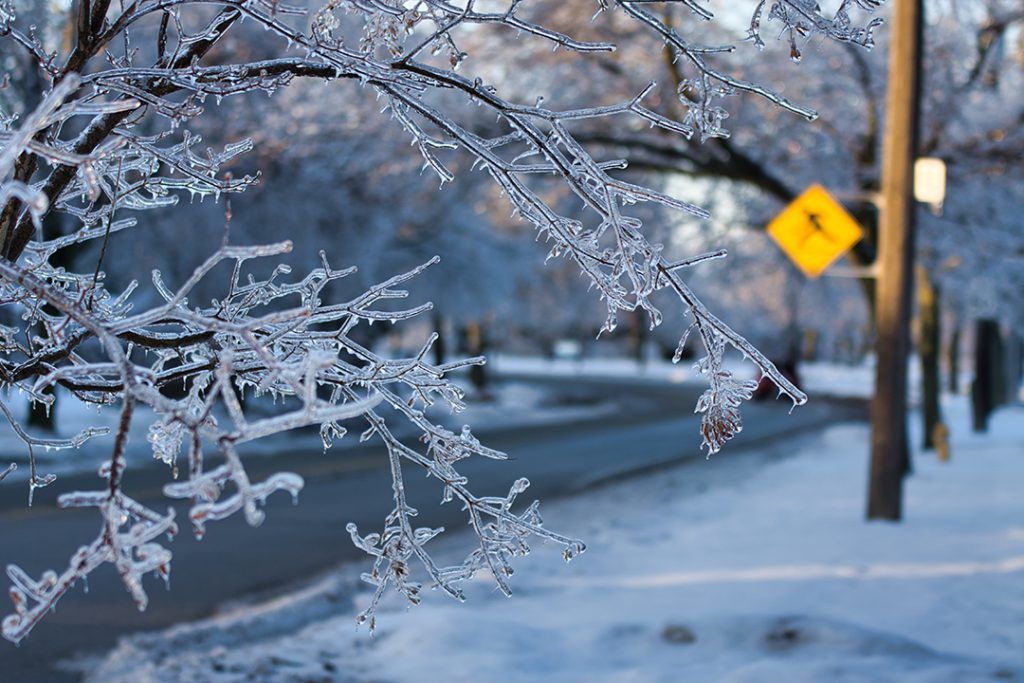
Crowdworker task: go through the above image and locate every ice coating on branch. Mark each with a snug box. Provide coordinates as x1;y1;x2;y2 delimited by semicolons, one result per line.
148;419;185;471
3;471;177;644
694;334;759;456
748;1;884;61
0;0;881;641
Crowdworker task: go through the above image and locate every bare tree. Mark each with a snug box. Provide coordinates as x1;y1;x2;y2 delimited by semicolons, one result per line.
0;0;881;643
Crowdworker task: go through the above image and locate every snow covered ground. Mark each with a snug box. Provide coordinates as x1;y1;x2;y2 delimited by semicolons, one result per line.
79;395;1023;682
493;353;901;400
493;352;755;385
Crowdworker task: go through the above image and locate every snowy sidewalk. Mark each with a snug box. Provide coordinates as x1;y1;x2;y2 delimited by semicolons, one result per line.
83;396;1023;682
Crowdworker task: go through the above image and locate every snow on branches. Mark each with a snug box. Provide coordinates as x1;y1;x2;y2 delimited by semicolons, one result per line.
0;0;882;641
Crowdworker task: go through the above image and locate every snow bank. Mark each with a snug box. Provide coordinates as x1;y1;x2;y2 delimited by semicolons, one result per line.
82;396;1023;682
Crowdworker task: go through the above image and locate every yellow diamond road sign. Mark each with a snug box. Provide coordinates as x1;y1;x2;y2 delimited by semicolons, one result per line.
767;184;864;278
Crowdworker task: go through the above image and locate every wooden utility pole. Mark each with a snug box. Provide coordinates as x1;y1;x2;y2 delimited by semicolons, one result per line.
868;0;923;521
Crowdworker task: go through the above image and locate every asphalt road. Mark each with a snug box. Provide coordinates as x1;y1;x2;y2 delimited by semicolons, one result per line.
0;376;866;681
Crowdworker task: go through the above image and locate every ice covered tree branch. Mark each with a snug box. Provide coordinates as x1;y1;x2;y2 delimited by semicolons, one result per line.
0;0;883;641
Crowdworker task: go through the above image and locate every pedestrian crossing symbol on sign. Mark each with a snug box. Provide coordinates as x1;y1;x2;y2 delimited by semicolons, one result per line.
767;184;864;278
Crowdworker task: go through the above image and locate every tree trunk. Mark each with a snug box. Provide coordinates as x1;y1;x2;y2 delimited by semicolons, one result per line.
992;327;1007;407
432;311;446;367
25;210;76;433
916;266;942;450
845;239;879;328
971;318;999;432
948;324;960;394
465;322;488;392
801;329;819;363
630;309;648;365
1003;335;1019;401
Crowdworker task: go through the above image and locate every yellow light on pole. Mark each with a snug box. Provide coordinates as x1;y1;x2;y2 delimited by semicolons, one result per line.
914;157;946;206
